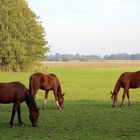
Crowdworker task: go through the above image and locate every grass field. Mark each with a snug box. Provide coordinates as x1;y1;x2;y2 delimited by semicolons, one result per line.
0;62;140;140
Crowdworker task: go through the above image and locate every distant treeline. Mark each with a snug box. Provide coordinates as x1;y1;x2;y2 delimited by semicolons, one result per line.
43;53;140;61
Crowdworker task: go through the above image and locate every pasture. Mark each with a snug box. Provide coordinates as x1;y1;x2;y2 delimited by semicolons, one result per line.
0;61;140;139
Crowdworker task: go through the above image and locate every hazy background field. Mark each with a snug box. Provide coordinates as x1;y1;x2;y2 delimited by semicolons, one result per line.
0;61;140;140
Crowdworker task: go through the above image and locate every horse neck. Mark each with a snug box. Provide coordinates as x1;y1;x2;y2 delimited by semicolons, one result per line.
114;80;121;94
57;85;62;97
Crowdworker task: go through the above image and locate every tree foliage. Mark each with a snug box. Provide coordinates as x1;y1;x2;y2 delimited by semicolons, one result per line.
0;0;48;71
44;53;140;61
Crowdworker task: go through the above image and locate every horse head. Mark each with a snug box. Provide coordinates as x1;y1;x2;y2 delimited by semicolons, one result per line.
58;93;65;108
29;108;39;127
111;91;118;107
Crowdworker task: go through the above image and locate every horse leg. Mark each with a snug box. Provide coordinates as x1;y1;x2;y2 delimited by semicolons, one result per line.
9;102;20;127
43;90;49;110
120;88;128;107
33;89;39;99
127;90;130;106
17;104;23;126
53;89;61;110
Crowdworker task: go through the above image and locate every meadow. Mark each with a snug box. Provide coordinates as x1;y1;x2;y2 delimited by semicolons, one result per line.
0;61;140;139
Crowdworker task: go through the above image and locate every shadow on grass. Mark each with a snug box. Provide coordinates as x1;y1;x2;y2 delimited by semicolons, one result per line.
35;100;140;139
1;100;140;139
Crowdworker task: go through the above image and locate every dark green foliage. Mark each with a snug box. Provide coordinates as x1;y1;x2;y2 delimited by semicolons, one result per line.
0;0;48;71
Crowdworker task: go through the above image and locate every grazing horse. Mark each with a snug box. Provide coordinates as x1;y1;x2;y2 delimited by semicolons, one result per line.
0;82;39;127
111;71;140;107
29;72;65;110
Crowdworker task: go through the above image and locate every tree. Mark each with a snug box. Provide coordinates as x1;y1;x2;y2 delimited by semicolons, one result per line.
55;53;62;61
0;0;48;71
61;54;70;61
131;53;140;60
79;55;88;61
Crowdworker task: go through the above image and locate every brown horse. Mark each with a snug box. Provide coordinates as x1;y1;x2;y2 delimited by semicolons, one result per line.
111;71;140;107
0;81;39;127
29;72;65;109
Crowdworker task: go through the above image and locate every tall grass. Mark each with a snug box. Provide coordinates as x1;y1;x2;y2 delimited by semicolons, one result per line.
0;62;48;73
27;62;48;73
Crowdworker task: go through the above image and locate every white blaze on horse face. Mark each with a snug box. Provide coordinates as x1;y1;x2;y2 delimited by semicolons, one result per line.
56;100;61;109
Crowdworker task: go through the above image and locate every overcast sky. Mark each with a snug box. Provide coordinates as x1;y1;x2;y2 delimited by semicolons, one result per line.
27;0;140;55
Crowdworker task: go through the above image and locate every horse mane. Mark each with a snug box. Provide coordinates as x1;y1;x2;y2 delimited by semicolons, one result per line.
57;84;63;96
26;92;38;111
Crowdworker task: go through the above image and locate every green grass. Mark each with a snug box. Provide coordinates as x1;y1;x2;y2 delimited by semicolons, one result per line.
0;67;140;139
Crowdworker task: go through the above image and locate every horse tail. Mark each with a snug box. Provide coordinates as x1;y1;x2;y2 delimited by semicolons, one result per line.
29;76;33;95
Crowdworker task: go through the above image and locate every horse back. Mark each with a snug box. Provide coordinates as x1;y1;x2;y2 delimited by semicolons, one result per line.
119;71;140;88
0;82;28;103
29;72;61;91
43;74;60;90
29;72;45;90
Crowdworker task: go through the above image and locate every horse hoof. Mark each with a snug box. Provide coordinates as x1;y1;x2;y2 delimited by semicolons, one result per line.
42;105;48;110
118;108;122;111
42;107;47;110
32;124;37;127
9;125;15;128
56;105;62;110
19;123;24;127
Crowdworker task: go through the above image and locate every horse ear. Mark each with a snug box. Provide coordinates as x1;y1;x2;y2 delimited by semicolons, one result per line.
62;93;65;96
111;91;113;95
